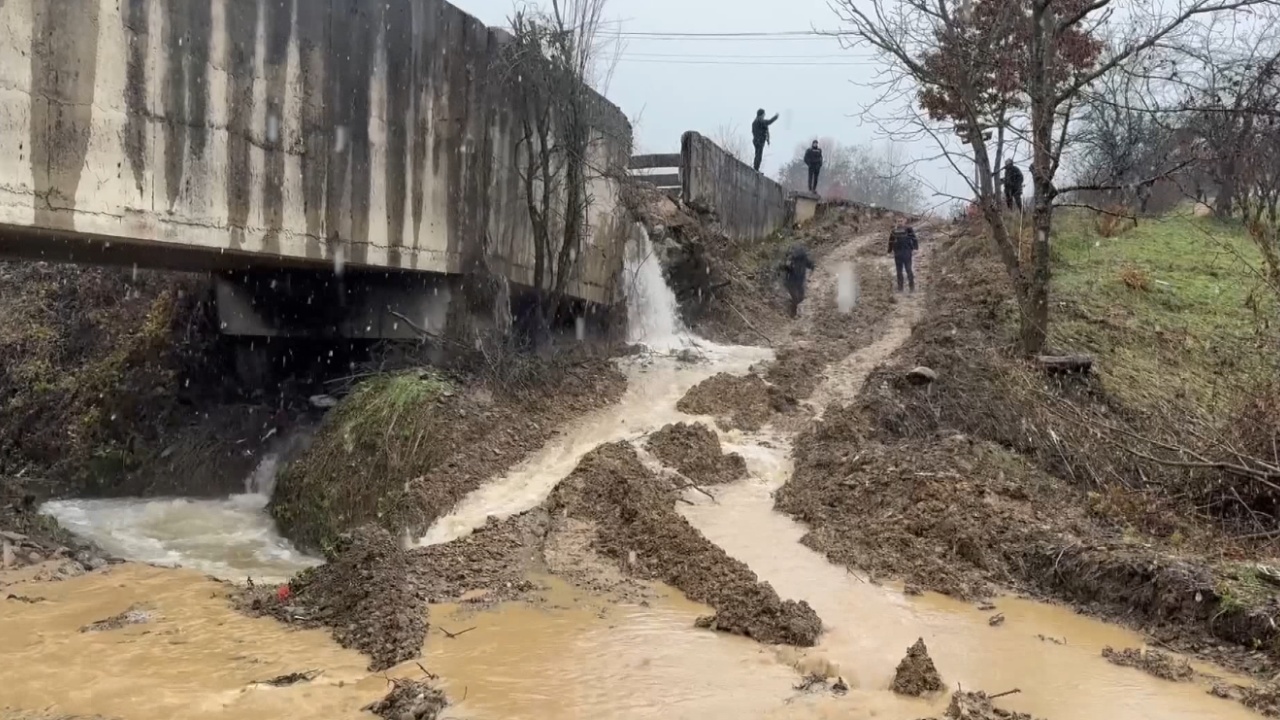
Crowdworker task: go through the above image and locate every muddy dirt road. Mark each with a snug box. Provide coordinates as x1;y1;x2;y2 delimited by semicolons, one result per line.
0;222;1263;720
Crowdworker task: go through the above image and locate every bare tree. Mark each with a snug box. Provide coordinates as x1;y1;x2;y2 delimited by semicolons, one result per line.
711;123;751;164
503;0;620;344
831;0;1267;355
777;139;923;211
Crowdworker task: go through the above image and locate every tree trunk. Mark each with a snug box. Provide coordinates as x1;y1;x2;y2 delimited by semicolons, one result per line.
1023;1;1054;357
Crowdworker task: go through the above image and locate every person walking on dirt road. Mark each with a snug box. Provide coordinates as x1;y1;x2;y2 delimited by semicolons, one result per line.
751;109;780;172
780;244;816;317
887;219;918;293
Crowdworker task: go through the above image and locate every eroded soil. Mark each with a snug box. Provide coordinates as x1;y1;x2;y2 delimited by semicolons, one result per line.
645;422;747;486
546;442;822;646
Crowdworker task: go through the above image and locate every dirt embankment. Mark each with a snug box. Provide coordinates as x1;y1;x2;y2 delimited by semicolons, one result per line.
675;373;798;431
270;357;625;552
237;525;426;672
779;220;1280;678
645;422;747;486
0;264;303;501
547;442;822;646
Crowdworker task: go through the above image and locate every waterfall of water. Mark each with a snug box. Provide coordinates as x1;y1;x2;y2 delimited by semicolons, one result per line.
623;224;694;352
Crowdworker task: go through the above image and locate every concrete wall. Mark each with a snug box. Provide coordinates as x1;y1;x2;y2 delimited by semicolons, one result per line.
680;131;788;242
0;0;630;305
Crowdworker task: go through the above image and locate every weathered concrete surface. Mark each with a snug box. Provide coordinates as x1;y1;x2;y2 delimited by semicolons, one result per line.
0;0;630;305
791;192;819;226
680;131;787;241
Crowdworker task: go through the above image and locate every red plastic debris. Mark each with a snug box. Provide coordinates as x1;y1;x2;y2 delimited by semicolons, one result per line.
276;584;292;602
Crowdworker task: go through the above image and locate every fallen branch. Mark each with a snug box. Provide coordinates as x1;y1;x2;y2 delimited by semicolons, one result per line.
724;298;774;346
990;688;1022;700
1035;354;1093;374
255;670;322;686
437;625;476;640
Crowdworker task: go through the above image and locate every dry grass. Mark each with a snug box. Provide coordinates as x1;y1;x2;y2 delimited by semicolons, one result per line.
1118;264;1151;292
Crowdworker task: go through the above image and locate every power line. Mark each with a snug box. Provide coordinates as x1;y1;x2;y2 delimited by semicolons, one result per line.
620;52;870;60
617;58;875;66
617;30;825;37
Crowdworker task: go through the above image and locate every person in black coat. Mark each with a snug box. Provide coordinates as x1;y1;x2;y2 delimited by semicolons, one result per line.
751;109;779;172
780;244;816;317
1002;159;1024;211
887;219;919;292
803;140;823;193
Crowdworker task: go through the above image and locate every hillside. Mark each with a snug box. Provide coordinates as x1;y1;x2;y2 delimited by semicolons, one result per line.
781;206;1280;683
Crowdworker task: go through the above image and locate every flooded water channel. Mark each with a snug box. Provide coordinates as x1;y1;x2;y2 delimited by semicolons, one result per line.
0;230;1259;719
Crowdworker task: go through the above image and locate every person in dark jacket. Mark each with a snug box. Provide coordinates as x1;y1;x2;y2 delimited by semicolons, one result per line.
1002;159;1024;211
803;140;823;193
751;109;779;172
887;219;919;292
780;244;816;317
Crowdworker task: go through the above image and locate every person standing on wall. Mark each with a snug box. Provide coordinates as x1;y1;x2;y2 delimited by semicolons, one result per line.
751;109;779;172
803;140;823;194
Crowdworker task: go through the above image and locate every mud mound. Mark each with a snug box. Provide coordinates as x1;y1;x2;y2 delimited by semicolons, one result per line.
765;346;832;400
676;373;794;431
1101;646;1194;681
891;638;943;696
407;511;546;604
936;691;1041;720
272;359;624;551
777;403;1089;599
646;422;747;485
363;678;448;720
547;442;821;645
247;526;426;672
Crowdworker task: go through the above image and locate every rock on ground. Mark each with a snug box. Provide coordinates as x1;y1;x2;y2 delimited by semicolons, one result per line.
645;422;747;486
891;638;943;696
1101;646;1195;682
363;678;448;720
547;442;821;646
79;603;157;633
676;373;794;431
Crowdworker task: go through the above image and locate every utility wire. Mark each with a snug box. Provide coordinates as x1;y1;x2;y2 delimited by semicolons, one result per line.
617;58;876;66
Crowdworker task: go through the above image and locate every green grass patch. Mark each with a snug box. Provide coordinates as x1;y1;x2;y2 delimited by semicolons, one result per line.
270;370;453;552
1048;208;1271;412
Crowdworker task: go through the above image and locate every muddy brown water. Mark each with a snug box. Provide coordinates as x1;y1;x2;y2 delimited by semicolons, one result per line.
0;231;1260;718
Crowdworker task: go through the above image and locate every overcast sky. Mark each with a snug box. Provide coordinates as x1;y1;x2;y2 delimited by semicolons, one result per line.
452;0;964;209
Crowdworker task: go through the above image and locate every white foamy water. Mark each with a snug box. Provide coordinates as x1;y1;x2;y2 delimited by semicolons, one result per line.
41;450;319;583
624;224;698;352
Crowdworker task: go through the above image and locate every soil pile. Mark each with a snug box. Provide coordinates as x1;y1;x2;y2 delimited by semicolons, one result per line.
676;373;794;431
765;346;833;400
934;691;1042;720
891;638;943;696
407;511;547;604
645;422;747;485
1101;646;1194;681
776;402;1089;598
272;358;625;551
363;677;448;720
241;525;426;672
547;442;822;645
